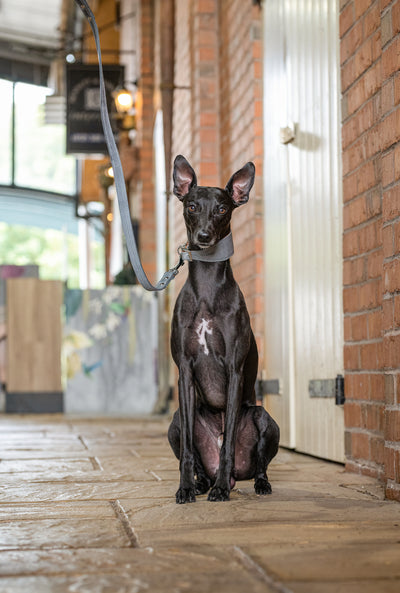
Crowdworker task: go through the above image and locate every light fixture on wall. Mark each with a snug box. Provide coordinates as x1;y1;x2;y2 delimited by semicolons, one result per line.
98;163;115;190
114;88;134;112
113;85;137;132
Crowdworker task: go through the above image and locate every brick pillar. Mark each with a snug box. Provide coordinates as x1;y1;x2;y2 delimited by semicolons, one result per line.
381;0;400;501
340;0;385;480
170;0;193;298
170;0;221;297
219;0;264;366
138;0;156;280
169;0;263;370
191;0;221;185
341;0;400;494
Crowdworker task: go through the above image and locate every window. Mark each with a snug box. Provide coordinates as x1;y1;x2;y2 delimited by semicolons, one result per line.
0;80;13;185
0;221;105;289
0;78;77;195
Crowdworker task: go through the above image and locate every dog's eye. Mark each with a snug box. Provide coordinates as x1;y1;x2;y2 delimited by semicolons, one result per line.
188;204;196;213
219;206;227;215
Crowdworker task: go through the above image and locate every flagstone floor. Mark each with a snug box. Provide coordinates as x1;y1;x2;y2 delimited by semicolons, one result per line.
0;414;399;593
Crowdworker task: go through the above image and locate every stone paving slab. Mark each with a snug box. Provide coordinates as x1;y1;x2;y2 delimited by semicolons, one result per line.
246;541;400;581
1;469;160;484
287;581;400;593
0;545;276;593
0;440;86;452
0;481;169;503
132;519;400;550
0;572;274;593
121;494;398;527
0;414;399;593
0;502;116;521
0;458;96;474
0;518;132;551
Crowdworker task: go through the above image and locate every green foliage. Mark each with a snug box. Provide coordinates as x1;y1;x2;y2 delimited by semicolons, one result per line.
113;262;137;285
0;222;105;289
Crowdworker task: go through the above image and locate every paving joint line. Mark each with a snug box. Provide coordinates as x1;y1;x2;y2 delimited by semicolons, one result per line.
110;499;140;548
233;545;294;593
90;456;104;471
130;448;142;458
339;482;383;500
145;469;162;482
78;436;89;450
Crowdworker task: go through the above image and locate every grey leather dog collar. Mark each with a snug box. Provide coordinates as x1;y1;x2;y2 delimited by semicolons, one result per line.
178;232;234;263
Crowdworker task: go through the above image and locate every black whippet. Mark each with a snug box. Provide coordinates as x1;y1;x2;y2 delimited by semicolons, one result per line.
168;155;280;503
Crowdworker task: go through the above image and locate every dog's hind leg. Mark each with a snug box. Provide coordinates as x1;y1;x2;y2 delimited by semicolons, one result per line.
168;409;212;495
167;409;181;460
252;406;280;494
194;450;213;495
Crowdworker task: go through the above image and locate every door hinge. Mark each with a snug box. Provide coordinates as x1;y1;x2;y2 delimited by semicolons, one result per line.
309;374;345;405
256;379;281;401
335;374;345;406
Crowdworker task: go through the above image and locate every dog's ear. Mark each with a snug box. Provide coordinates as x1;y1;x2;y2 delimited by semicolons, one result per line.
225;162;255;206
173;155;197;200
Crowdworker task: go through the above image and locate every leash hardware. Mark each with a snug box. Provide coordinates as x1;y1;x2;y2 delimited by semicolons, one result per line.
157;257;185;287
173;257;185;274
177;242;192;262
170;256;186;276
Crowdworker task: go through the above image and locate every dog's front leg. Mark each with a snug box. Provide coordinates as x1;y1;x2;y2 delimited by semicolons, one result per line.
208;369;243;502
176;363;197;504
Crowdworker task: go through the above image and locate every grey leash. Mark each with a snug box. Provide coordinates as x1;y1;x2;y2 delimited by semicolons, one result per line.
75;0;183;291
75;1;234;288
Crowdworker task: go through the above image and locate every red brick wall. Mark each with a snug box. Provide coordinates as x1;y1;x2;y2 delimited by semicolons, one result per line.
171;0;221;298
381;0;400;501
219;0;264;364
191;0;221;186
138;0;156;280
341;0;400;498
170;0;264;364
170;0;193;275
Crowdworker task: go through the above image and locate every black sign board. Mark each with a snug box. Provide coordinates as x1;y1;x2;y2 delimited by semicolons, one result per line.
66;63;124;154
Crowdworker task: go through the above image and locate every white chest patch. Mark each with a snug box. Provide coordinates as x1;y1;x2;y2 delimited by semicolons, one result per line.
195;318;213;355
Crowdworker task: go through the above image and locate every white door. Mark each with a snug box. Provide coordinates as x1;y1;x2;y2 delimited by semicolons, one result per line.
263;0;344;462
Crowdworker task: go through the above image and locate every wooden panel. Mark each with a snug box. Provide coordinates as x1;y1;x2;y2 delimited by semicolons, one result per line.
7;279;63;393
286;0;344;462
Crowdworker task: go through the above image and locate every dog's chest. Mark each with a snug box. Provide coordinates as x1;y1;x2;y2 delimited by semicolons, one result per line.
194;318;213;356
186;314;224;358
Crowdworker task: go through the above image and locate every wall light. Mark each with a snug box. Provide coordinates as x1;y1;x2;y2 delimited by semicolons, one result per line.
114;88;134;113
98;163;116;190
112;86;137;132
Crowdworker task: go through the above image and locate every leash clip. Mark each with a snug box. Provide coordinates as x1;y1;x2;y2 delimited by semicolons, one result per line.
173;256;185;274
177;242;192;262
156;256;185;289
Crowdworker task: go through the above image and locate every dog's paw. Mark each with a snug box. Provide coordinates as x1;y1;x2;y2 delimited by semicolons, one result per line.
207;485;230;502
175;487;196;504
254;477;272;495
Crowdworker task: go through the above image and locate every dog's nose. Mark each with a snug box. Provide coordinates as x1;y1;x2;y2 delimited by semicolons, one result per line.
197;231;211;244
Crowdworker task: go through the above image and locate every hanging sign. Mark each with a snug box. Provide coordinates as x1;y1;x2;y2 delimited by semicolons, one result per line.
66;63;124;154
